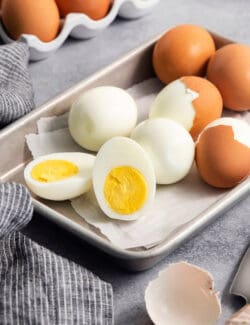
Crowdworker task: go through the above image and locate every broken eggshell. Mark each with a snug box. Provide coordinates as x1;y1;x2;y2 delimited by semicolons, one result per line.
145;262;221;325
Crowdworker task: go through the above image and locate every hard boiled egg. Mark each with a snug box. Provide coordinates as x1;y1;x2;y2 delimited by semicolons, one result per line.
55;0;111;20
68;86;138;152
150;76;223;140
153;24;215;84
131;118;195;184
24;152;95;201
93;137;156;221
207;43;250;111
196;118;250;188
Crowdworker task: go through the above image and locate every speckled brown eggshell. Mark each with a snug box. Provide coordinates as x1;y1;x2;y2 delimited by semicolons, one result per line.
207;43;250;111
196;125;250;188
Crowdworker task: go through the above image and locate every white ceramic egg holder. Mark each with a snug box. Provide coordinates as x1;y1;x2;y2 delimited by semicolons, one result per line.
0;0;159;61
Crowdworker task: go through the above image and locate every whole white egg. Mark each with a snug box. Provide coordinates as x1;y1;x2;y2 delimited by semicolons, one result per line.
93;136;156;221
68;86;138;151
24;152;95;201
131;118;195;184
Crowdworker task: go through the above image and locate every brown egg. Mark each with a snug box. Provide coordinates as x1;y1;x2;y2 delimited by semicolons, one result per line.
153;24;216;84
207;43;250;111
55;0;111;20
195;118;250;188
1;0;60;42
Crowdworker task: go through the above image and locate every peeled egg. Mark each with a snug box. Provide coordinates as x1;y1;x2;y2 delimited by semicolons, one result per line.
68;86;138;152
131;118;194;184
196;118;250;188
24;152;95;201
1;0;60;42
145;262;221;325
207;43;250;111
150;76;223;140
153;24;215;84
93;137;156;221
55;0;111;20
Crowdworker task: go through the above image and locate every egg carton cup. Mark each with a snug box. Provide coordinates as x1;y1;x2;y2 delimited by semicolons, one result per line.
0;0;159;61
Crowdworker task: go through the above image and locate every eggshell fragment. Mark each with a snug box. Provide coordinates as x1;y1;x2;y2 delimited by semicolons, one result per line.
153;24;215;84
196;118;250;188
150;76;223;139
145;262;221;325
207;43;250;111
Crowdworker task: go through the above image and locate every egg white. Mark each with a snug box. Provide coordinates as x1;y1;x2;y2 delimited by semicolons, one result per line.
93;137;156;221
24;152;95;201
68;86;138;152
131;118;195;184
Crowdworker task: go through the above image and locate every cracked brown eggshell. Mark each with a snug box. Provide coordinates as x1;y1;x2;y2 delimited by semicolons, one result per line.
145;262;221;325
195;118;250;188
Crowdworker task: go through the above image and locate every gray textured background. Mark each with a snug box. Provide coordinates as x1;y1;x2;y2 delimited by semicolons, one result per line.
24;0;250;324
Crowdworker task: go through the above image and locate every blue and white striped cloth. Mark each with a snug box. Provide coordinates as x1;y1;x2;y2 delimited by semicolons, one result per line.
0;183;113;325
0;42;113;325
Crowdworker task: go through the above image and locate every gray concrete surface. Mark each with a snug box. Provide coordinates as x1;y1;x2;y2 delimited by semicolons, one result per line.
24;1;250;324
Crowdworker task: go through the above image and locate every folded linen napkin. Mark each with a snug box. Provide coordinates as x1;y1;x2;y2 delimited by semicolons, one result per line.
0;182;113;325
0;42;34;127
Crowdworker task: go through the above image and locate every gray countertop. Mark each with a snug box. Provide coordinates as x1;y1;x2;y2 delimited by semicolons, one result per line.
24;0;250;324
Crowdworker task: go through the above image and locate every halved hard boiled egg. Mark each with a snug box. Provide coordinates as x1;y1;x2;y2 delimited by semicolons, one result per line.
150;76;223;140
131;118;195;184
24;152;95;201
93;137;156;221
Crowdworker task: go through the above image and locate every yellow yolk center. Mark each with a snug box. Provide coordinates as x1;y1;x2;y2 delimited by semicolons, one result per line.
104;166;148;215
31;160;78;182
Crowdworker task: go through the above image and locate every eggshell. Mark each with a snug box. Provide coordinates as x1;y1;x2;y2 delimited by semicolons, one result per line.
55;0;111;20
150;76;223;139
153;24;215;84
93;136;156;221
1;0;60;42
145;262;221;325
207;43;250;111
131;118;195;184
196;118;250;188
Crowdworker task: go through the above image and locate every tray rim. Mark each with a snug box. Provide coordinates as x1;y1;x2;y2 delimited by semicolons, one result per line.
1;30;249;268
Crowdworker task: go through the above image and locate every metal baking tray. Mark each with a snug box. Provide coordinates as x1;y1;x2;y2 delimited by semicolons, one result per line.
0;32;249;271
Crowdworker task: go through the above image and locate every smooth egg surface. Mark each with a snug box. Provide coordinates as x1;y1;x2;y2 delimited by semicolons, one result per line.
196;118;250;188
150;77;222;140
55;0;111;19
93;137;156;221
153;24;215;84
207;43;250;111
131;118;195;184
68;86;138;152
2;0;60;42
24;152;95;201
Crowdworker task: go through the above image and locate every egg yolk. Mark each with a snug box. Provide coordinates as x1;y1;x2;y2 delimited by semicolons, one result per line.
31;160;78;182
104;166;148;215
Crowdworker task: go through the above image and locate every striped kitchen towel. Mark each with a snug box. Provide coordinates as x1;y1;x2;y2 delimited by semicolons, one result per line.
0;182;113;325
0;42;34;128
